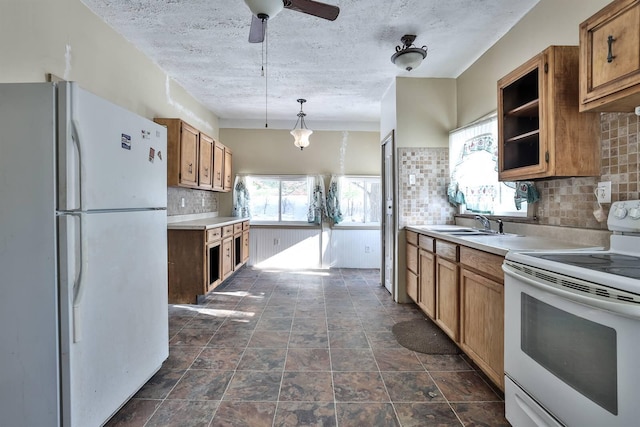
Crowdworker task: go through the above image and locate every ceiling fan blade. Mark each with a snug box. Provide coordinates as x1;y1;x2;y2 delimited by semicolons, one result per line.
285;0;340;21
248;15;266;43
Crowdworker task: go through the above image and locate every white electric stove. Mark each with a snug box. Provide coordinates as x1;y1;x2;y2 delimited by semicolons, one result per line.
502;200;640;427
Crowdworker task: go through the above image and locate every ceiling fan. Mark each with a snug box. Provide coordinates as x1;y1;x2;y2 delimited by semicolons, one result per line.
244;0;340;43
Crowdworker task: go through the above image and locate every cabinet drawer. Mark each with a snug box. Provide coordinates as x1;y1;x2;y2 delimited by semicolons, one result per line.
206;227;221;243
222;225;234;238
435;240;458;261
243;220;250;230
418;235;434;252
233;222;243;234
459;247;505;283
406;230;418;245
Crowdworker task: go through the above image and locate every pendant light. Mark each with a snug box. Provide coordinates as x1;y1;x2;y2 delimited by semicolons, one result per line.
391;35;428;71
290;99;313;150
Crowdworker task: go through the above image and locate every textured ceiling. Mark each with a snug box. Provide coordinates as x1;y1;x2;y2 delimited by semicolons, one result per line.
81;0;539;128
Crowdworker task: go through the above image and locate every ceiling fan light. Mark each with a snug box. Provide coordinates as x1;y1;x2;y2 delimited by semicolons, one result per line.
244;0;284;19
391;48;427;71
291;128;312;150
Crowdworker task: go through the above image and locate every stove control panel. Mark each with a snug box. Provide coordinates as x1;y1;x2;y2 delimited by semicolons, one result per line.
608;200;640;232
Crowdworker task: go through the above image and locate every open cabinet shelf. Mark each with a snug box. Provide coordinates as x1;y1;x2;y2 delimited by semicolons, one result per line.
497;46;600;181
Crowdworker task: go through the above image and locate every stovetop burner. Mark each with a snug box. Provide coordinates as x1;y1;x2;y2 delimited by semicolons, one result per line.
530;253;640;280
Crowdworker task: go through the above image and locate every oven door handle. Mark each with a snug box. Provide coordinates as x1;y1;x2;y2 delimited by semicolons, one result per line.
503;263;640;319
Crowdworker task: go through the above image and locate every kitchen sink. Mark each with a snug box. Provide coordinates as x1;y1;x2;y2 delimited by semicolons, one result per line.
444;229;499;236
413;225;520;237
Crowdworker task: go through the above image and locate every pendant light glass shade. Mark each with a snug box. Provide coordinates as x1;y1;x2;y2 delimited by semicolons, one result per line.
291;128;313;150
291;98;312;150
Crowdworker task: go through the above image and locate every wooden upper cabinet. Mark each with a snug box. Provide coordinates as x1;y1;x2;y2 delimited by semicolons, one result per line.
198;133;214;190
154;118;199;188
212;141;225;191
498;46;600;181
155;118;231;192
223;147;233;192
580;0;640;112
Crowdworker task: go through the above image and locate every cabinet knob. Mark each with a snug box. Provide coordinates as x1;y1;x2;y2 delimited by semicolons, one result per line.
607;35;616;63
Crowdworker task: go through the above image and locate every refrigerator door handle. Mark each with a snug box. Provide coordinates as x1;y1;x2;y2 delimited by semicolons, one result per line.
67;211;88;343
70;119;86;212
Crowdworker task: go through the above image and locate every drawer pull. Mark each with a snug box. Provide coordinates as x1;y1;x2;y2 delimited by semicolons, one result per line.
607;35;616;63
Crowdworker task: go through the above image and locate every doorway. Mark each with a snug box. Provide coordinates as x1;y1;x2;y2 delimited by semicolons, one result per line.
380;131;396;298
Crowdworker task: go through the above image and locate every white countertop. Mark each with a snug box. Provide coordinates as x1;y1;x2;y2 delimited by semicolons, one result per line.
405;224;603;256
167;215;249;230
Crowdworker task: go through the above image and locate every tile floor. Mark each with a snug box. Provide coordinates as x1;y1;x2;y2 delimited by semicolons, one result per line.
107;267;510;426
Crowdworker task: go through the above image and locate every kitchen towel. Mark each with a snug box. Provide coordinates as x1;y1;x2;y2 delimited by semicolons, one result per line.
514;181;539;210
447;181;466;206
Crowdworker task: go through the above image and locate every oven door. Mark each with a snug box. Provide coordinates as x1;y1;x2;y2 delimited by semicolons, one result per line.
503;260;640;427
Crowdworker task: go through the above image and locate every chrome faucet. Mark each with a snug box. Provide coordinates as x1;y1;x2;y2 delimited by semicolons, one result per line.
474;214;491;231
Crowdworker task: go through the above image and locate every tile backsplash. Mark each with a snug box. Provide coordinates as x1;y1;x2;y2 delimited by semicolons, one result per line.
399;112;640;232
536;112;639;230
167;187;218;216
398;148;455;227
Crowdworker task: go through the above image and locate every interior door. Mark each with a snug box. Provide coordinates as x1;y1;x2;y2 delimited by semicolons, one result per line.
381;131;395;297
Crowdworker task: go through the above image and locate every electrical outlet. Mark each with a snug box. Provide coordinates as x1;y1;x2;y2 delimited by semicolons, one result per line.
365;246;371;253
202;197;205;207
181;197;185;208
596;181;611;204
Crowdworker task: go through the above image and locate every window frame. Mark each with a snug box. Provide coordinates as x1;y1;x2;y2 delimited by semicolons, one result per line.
449;115;531;218
333;175;381;228
245;175;316;226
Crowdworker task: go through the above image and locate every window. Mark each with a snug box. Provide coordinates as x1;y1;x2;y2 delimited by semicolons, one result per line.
337;176;381;225
449;115;528;217
246;176;313;223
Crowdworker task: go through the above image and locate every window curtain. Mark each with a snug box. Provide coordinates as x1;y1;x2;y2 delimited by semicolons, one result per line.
307;175;327;224
232;175;250;218
326;175;343;225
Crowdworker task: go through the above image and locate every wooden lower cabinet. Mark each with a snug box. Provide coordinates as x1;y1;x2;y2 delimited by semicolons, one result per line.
418;249;435;319
168;221;249;304
459;268;504;390
435;256;459;341
242;229;250;263
167;229;206;304
221;236;233;280
408;230;505;391
406;232;419;302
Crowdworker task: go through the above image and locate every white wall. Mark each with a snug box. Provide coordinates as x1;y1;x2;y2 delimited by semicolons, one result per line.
380;79;397;142
456;0;611;126
396;77;457;148
0;0;219;136
248;227;381;270
328;229;380;269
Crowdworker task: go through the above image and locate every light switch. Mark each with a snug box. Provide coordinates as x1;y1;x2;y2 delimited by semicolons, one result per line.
409;174;416;185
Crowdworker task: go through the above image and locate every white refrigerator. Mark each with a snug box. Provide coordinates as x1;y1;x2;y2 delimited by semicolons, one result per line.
0;82;169;427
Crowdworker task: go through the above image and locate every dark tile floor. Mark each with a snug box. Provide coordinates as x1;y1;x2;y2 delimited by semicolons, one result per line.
107;267;510;427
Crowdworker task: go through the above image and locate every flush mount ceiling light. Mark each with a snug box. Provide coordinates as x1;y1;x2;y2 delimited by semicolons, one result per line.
390;34;428;72
290;98;313;150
